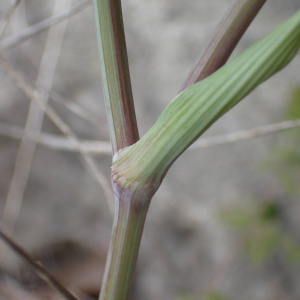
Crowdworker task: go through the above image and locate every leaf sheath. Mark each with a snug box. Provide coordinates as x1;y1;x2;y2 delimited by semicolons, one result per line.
113;10;300;191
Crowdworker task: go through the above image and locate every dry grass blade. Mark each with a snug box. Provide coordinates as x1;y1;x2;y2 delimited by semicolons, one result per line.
0;0;22;38
0;120;111;154
0;0;91;50
50;91;100;126
0;229;79;300
0;119;299;155
0;0;73;245
189;119;300;150
0;52;114;213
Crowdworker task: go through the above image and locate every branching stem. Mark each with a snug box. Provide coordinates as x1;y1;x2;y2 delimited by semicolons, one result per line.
92;0;300;298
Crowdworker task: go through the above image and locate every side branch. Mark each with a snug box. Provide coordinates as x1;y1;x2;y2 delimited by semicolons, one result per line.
180;0;267;92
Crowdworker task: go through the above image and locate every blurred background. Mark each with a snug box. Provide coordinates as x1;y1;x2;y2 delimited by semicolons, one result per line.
0;0;300;299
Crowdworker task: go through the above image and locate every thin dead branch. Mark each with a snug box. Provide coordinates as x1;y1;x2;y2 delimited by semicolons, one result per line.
0;0;91;50
0;0;22;38
50;91;100;126
0;229;79;300
0;0;73;243
0;52;114;213
188;119;300;150
0;121;111;154
0;119;299;155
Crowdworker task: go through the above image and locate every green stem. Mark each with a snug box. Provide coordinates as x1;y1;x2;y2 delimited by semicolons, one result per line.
99;183;153;300
93;0;139;154
179;0;267;92
93;0;144;297
94;2;300;299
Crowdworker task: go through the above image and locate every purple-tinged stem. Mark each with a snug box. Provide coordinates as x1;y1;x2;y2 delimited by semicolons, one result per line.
99;179;156;300
93;0;139;154
179;0;267;93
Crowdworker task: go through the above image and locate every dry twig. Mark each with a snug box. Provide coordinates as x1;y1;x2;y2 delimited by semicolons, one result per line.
0;119;299;156
0;0;91;50
189;119;300;150
0;0;22;38
0;229;79;300
0;121;111;154
0;0;73;242
50;91;100;126
0;52;114;213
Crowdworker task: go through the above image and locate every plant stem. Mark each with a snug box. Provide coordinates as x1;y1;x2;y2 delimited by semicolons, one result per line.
94;4;300;300
113;9;300;193
93;0;146;298
99;184;153;300
179;0;267;92
93;0;139;155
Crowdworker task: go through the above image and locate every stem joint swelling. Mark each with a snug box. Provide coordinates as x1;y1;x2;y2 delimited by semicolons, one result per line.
112;146;162;206
111;172;160;209
100;158;161;300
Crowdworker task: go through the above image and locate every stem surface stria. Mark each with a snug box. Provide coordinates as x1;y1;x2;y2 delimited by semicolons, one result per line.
99;182;154;300
180;0;267;92
93;0;139;155
93;1;145;299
